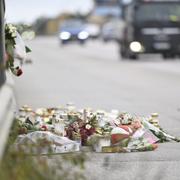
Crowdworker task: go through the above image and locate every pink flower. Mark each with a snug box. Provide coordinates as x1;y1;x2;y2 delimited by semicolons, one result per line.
40;125;48;131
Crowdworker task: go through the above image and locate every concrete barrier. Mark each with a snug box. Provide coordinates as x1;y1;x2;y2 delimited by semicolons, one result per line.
0;72;16;160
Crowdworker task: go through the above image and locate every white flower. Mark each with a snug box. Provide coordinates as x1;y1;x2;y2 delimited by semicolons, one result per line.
6;24;17;37
11;32;17;38
85;124;92;130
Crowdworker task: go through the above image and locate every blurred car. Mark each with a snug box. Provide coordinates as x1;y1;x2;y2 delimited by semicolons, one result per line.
101;19;125;42
93;6;121;18
84;23;100;39
59;19;89;45
119;0;180;60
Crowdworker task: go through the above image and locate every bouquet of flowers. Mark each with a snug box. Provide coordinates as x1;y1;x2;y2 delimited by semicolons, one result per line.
5;23;31;76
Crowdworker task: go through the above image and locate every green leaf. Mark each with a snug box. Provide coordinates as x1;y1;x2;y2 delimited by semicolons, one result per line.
6;44;14;56
25;46;32;53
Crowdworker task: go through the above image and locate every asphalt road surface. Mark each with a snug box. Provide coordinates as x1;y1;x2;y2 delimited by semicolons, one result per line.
14;37;180;180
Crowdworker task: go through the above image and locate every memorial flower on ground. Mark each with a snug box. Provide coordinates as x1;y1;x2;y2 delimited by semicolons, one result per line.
14;104;180;154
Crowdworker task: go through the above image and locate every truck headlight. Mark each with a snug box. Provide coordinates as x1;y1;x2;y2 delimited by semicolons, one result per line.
129;41;142;52
78;31;89;40
60;32;71;40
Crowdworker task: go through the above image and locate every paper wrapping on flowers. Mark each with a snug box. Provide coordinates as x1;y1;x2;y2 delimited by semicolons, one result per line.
14;32;27;61
126;129;159;152
14;131;80;154
14;104;180;154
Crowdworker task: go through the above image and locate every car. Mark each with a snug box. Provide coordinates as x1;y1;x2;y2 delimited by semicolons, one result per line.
101;19;125;42
120;0;180;60
59;19;89;45
84;23;100;39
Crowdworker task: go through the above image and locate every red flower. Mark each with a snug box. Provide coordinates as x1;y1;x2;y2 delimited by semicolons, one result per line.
40;125;47;131
80;126;95;146
16;68;23;76
80;128;88;146
11;66;23;76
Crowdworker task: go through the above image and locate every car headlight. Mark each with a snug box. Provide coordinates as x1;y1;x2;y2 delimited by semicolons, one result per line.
60;32;71;40
129;41;143;52
78;31;89;40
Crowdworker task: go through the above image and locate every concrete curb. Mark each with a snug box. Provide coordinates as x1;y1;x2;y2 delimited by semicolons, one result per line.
0;72;16;160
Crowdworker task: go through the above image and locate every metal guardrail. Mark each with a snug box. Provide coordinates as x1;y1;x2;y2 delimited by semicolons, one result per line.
0;0;5;87
0;78;16;160
0;0;16;160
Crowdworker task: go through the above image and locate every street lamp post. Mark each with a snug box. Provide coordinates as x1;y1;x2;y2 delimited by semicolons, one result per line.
0;0;5;87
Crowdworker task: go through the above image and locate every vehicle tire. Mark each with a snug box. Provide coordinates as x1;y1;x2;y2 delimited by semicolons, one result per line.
120;49;126;59
103;38;108;42
120;45;129;60
162;53;175;59
129;54;138;60
79;40;85;45
61;41;66;46
120;47;138;60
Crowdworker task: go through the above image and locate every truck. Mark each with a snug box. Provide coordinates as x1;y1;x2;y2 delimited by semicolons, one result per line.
120;0;180;59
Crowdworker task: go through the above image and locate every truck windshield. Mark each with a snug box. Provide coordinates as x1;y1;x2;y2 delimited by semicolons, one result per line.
135;3;180;22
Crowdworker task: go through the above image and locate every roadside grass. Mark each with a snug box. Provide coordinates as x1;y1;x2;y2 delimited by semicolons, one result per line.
0;120;86;180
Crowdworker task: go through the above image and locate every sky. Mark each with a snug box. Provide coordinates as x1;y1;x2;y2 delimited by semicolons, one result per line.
5;0;94;24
